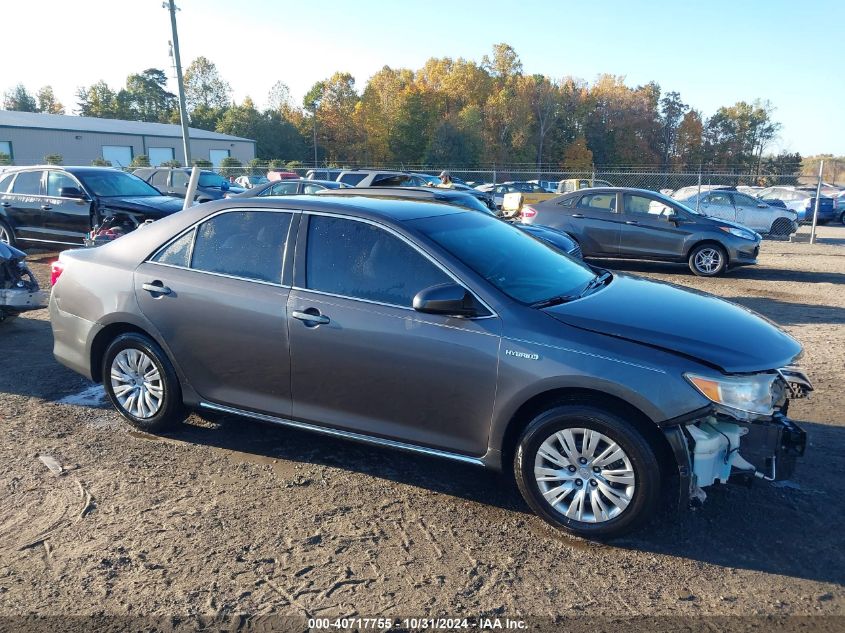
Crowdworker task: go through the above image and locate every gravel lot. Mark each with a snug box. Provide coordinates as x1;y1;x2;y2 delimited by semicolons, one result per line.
0;224;843;623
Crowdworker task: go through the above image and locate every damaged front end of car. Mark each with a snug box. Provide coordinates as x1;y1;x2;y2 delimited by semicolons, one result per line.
0;241;49;323
663;366;812;508
85;213;155;247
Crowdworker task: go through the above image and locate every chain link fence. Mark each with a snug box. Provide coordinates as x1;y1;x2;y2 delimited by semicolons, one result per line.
178;161;803;193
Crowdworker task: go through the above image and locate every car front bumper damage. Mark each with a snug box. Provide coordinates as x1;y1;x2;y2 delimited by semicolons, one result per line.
663;367;812;509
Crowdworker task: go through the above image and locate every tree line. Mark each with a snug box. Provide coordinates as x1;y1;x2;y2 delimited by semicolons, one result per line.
2;44;806;176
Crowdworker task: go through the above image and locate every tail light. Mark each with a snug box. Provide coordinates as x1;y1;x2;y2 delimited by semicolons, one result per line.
50;260;64;287
522;205;538;219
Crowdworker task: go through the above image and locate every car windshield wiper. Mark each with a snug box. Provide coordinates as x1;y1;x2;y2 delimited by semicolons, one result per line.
530;294;580;309
580;271;612;296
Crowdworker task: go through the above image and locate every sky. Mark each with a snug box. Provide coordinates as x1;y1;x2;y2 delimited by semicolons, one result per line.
4;0;843;156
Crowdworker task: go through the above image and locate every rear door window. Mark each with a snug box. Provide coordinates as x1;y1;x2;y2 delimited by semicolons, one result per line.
150;170;169;190
0;173;14;193
705;192;733;206
264;181;299;196
577;193;617;211
11;171;43;195
371;174;415;186
190;211;292;283
305;215;451;307
338;173;368;186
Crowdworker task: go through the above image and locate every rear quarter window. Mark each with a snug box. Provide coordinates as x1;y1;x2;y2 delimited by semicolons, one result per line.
11;171;43;195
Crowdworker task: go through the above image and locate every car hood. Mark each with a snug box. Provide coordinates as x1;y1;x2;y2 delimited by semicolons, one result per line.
543;273;801;373
100;195;185;217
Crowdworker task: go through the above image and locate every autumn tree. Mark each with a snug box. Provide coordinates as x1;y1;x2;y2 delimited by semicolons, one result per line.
124;69;175;122
36;86;65;114
3;84;37;112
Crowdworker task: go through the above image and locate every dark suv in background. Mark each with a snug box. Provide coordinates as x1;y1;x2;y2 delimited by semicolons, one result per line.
134;168;246;202
0;166;184;248
522;188;762;276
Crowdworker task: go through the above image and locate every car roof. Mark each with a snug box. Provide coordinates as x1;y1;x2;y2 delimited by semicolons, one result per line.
558;187;664;196
339;169;411;175
283;193;465;221
322;186;475;199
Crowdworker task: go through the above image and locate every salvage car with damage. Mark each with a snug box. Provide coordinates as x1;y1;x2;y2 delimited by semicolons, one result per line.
0;166;185;248
48;196;812;538
0;241;47;324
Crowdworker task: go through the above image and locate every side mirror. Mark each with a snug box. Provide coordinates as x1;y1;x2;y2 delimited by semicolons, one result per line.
59;186;86;200
413;283;478;317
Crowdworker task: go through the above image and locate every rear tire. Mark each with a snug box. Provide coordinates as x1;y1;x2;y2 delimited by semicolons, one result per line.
769;217;794;238
102;333;186;432
839;211;845;226
513;404;662;539
688;243;727;276
0;219;16;247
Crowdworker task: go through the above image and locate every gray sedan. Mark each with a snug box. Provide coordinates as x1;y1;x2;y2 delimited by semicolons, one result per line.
49;196;809;538
522;188;762;276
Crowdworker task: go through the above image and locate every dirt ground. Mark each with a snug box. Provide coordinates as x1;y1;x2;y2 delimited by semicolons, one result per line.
0;223;843;626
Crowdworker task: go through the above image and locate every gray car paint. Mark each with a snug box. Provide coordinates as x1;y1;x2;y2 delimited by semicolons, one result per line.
524;188;761;266
50;196;792;471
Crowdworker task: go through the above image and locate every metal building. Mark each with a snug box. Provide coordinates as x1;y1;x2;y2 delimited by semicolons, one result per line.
0;111;255;168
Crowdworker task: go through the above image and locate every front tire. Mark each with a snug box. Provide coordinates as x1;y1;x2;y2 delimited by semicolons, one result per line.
688;243;727;276
513;405;661;539
102;333;186;432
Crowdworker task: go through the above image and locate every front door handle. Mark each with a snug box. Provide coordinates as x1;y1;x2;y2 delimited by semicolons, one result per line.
1;202;10;208
41;204;53;211
292;310;330;325
142;281;171;295
625;220;638;225
570;213;584;218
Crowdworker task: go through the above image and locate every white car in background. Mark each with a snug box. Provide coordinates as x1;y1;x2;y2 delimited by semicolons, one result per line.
673;188;798;237
235;175;270;189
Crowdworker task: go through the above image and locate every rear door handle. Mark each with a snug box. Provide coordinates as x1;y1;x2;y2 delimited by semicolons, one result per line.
1;202;10;208
625;220;638;225
570;213;584;218
292;310;330;325
142;282;171;295
41;204;53;211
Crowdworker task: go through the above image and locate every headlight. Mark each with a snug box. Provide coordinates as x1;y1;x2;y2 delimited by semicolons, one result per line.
685;372;780;417
719;226;756;240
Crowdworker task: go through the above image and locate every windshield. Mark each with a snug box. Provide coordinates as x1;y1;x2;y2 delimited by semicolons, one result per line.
76;171;162;197
198;172;229;188
411;212;596;304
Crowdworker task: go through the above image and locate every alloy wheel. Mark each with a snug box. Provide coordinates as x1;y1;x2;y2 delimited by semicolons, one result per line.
533;428;636;523
110;349;164;419
694;247;722;274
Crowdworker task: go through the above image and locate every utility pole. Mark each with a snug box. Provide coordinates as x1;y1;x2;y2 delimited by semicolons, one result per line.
313;117;317;167
165;0;191;166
